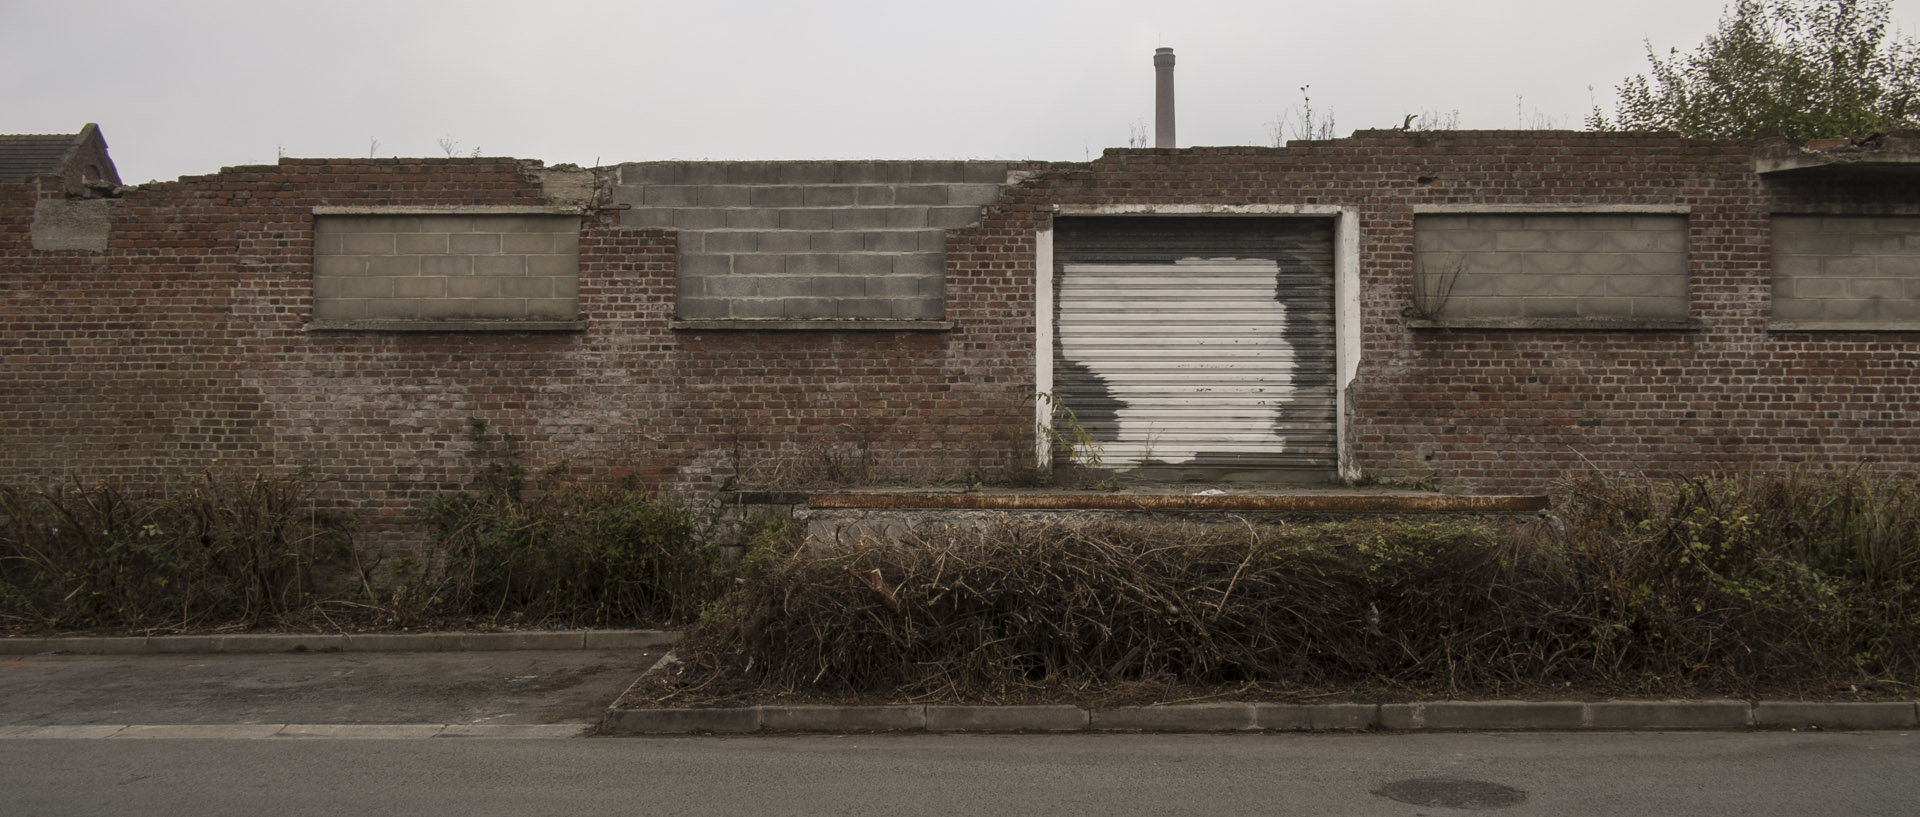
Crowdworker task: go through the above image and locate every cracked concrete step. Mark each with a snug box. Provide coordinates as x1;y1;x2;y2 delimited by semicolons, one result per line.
616;160;1012;186
621;205;986;231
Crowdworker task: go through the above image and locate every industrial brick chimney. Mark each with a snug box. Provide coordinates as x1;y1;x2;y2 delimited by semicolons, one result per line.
1154;47;1176;148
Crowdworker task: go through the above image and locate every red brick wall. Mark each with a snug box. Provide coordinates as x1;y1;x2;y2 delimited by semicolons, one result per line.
1;157;1040;543
4;133;1917;532
985;131;1919;491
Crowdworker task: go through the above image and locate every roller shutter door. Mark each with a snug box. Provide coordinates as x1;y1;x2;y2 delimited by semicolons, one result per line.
1053;216;1336;482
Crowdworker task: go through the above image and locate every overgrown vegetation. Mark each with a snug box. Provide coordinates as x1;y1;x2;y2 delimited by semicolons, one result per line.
0;421;738;633
645;470;1920;705
400;421;726;628
1589;0;1920;140
0;473;350;631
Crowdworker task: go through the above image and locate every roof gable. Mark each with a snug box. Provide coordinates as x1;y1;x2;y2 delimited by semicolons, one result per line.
0;132;81;183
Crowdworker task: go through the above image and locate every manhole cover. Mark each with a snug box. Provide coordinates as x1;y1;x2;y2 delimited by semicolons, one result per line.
1373;778;1527;810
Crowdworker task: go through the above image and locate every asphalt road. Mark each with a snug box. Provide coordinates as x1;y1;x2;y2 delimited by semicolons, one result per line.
3;731;1916;816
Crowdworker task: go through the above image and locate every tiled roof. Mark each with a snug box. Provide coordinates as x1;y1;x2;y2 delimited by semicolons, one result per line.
0;132;80;182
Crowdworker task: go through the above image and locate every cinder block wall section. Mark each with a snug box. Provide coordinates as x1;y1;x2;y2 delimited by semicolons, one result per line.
1413;214;1689;322
312;214;581;325
611;160;1010;321
1771;215;1920;327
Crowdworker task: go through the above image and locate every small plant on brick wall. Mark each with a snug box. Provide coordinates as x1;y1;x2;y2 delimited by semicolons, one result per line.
1407;253;1465;321
1034;392;1105;469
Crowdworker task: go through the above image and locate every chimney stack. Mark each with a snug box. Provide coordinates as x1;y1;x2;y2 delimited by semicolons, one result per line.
1153;47;1176;148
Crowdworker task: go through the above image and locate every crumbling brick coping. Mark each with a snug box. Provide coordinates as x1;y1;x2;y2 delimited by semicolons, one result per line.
602;700;1920;735
806;492;1550;513
0;629;676;655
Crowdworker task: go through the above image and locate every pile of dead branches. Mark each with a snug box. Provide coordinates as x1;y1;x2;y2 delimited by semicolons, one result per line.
649;472;1920;705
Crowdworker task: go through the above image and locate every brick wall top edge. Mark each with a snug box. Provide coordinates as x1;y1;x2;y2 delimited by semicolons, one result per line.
114;157;543;195
1104;133;1739;153
273;157;531;167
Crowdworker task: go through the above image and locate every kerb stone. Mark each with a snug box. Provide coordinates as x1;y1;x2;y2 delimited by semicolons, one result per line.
1090;703;1256;731
759;705;926;732
926;705;1088;732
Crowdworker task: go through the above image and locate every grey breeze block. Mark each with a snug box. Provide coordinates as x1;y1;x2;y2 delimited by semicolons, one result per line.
313;214;581;323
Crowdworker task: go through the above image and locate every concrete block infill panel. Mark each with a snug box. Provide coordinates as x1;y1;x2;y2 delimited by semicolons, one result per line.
1415;213;1687;323
617;161;1009;323
1771;215;1920;327
312;213;580;325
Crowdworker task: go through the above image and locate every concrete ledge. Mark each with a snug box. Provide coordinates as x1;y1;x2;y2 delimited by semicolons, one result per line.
926;705;1088;732
1588;700;1751;730
760;705;927;732
806;492;1549;514
312;205;588;215
1754;702;1920;730
306;320;586;333
1091;703;1257;732
1767;320;1920;333
0;629;676;655
0;723;594;740
1408;317;1702;332
671;319;953;332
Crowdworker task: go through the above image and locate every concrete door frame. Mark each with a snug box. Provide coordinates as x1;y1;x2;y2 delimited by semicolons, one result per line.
1033;204;1361;481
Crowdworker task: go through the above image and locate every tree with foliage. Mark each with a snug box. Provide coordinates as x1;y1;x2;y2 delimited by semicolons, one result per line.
1589;0;1920;140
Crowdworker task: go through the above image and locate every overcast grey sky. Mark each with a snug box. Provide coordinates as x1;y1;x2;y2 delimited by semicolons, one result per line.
3;0;1915;183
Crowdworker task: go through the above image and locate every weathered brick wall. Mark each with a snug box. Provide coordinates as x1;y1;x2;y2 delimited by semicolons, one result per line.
971;131;1920;491
1;157;1039;548
5;131;1918;528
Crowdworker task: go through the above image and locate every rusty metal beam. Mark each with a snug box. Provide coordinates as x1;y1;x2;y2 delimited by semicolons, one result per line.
805;492;1549;513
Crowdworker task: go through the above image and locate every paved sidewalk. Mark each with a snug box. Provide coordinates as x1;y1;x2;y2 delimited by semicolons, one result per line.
0;628;675;655
0;631;672;731
6;633;1913;737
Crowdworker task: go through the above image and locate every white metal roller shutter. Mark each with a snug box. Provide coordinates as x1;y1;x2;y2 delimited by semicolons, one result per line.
1053;217;1336;480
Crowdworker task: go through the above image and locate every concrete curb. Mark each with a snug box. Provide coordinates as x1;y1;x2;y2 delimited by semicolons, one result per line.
0;723;594;739
0;629;678;655
598;699;1920;735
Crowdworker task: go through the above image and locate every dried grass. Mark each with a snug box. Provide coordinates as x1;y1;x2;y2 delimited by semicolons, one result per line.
645;471;1920;705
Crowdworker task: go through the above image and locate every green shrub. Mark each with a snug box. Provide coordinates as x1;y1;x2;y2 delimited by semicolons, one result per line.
0;473;350;631
404;423;728;627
